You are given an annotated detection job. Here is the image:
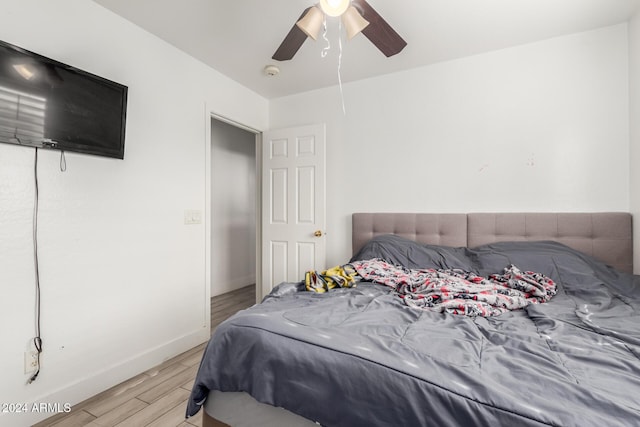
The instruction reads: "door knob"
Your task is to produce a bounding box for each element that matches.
[314,230,324,237]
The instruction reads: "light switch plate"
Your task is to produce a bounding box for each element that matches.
[184,210,202,225]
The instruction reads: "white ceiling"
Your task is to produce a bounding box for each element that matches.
[92,0,639,99]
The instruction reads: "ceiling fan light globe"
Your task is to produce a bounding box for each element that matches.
[319,0,350,17]
[296,6,324,40]
[342,6,369,39]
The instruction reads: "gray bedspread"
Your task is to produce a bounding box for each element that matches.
[187,236,640,426]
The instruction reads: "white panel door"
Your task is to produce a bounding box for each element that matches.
[262,124,326,294]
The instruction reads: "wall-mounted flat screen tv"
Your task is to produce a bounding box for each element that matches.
[0,40,127,159]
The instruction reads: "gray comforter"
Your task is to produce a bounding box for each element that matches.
[187,236,640,426]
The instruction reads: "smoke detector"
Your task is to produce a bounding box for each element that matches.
[263,64,280,77]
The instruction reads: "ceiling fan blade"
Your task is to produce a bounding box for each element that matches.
[272,7,312,61]
[351,0,407,57]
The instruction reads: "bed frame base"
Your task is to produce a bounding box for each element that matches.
[203,411,230,427]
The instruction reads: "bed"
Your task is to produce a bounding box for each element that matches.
[187,212,639,426]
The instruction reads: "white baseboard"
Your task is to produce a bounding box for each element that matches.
[211,274,256,297]
[8,328,210,426]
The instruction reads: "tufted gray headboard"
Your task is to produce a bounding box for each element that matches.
[352,212,633,273]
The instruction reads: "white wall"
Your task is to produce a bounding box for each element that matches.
[0,0,268,425]
[270,24,630,267]
[211,120,256,296]
[630,11,640,273]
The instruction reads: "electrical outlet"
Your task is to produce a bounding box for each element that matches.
[24,351,39,374]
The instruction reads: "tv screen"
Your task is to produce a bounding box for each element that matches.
[0,40,127,159]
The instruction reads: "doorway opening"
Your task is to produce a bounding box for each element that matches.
[209,116,260,320]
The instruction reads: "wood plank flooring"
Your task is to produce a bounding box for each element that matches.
[34,285,256,427]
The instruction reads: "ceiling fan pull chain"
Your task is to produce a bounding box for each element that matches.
[337,19,346,115]
[321,16,330,58]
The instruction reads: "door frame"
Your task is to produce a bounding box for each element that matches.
[205,108,264,317]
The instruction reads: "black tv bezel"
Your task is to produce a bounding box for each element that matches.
[0,39,128,159]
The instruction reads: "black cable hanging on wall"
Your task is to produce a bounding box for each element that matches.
[28,147,43,384]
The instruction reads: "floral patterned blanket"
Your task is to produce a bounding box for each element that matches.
[344,258,556,317]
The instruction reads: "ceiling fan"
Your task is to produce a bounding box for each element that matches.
[272,0,407,61]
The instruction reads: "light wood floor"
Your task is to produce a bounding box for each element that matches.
[34,285,256,427]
